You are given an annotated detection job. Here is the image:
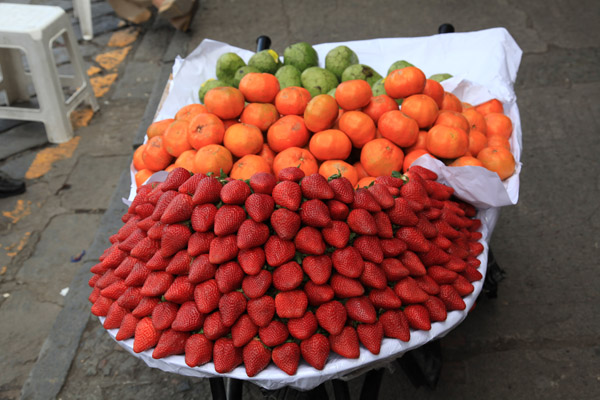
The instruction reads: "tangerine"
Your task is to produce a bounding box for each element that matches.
[335,79,373,110]
[402,149,433,172]
[384,66,426,99]
[426,125,469,159]
[275,86,312,115]
[435,110,470,133]
[133,144,147,171]
[304,94,339,132]
[272,147,318,178]
[319,160,358,187]
[422,79,444,108]
[360,138,404,177]
[142,136,173,171]
[175,104,207,121]
[400,94,439,128]
[473,98,504,115]
[223,123,264,158]
[267,115,310,153]
[450,156,484,167]
[441,92,463,112]
[135,169,154,187]
[462,108,487,134]
[239,72,280,103]
[362,94,398,124]
[338,110,377,148]
[487,135,511,150]
[187,112,225,150]
[477,146,516,180]
[163,119,193,157]
[308,129,353,161]
[355,176,376,189]
[204,86,246,120]
[194,144,233,175]
[258,143,276,166]
[484,113,513,139]
[240,102,279,132]
[174,149,198,173]
[468,129,488,157]
[377,110,419,147]
[230,154,272,180]
[403,130,428,154]
[147,118,174,138]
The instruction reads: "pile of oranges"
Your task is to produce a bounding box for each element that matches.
[133,66,516,188]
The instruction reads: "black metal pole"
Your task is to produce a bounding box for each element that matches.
[209,377,227,400]
[359,368,385,400]
[256,35,272,52]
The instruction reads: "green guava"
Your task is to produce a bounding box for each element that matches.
[387,60,415,76]
[325,45,359,81]
[248,49,281,74]
[371,79,402,105]
[341,64,383,87]
[283,42,319,72]
[232,65,261,88]
[216,52,246,85]
[301,67,339,97]
[275,65,302,89]
[429,73,453,82]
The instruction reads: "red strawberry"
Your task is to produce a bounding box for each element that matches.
[184,333,213,367]
[424,180,453,200]
[238,247,266,276]
[331,246,365,278]
[448,241,470,259]
[187,231,214,257]
[444,256,467,273]
[300,199,331,228]
[466,256,481,269]
[394,277,429,304]
[327,199,350,220]
[218,291,247,327]
[304,281,334,306]
[151,301,179,330]
[300,333,330,370]
[103,302,127,329]
[272,180,302,211]
[88,274,101,290]
[438,284,466,311]
[115,313,138,340]
[353,235,384,264]
[329,326,360,359]
[294,226,326,255]
[232,314,258,348]
[188,254,216,284]
[146,220,165,240]
[160,224,191,258]
[414,275,441,295]
[375,175,405,188]
[278,166,305,182]
[208,234,239,264]
[194,279,221,314]
[381,257,410,281]
[452,274,475,296]
[395,227,431,253]
[407,165,438,181]
[433,219,461,239]
[245,193,275,222]
[270,208,301,240]
[351,188,381,212]
[272,261,303,291]
[421,206,442,220]
[140,271,173,297]
[287,310,318,340]
[220,179,251,205]
[357,320,384,355]
[161,167,191,190]
[345,296,377,324]
[321,220,350,248]
[399,250,427,276]
[117,286,143,310]
[152,329,189,359]
[246,295,275,327]
[369,287,402,309]
[146,185,165,206]
[203,311,229,340]
[420,245,452,266]
[242,269,272,299]
[151,190,178,221]
[404,304,432,331]
[133,316,162,353]
[243,338,271,377]
[259,320,289,347]
[379,309,410,341]
[164,275,195,304]
[264,235,296,267]
[171,301,204,332]
[428,265,458,284]
[359,261,387,289]
[116,215,142,241]
[100,279,128,300]
[272,342,300,375]
[373,211,394,239]
[302,255,332,285]
[315,300,347,335]
[331,274,364,298]
[380,238,408,258]
[461,264,483,283]
[134,203,155,219]
[275,290,307,319]
[213,337,243,373]
[301,173,335,200]
[401,175,429,208]
[178,173,206,195]
[469,218,482,231]
[123,261,151,287]
[237,219,270,250]
[192,176,222,205]
[249,172,277,194]
[160,193,194,224]
[145,252,171,272]
[97,245,128,270]
[128,186,151,214]
[347,208,378,235]
[130,236,161,261]
[165,250,192,275]
[415,214,438,239]
[131,296,160,318]
[424,296,447,322]
[215,261,244,294]
[469,241,484,257]
[470,231,483,241]
[213,205,246,236]
[190,203,217,232]
[328,176,355,204]
[387,197,419,226]
[432,234,452,250]
[118,228,146,252]
[368,183,395,209]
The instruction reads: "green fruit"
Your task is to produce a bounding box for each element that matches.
[275,65,302,89]
[325,45,359,81]
[387,60,415,76]
[372,79,402,105]
[327,87,336,97]
[341,64,382,87]
[301,67,339,98]
[283,42,319,72]
[198,79,230,103]
[429,73,453,82]
[232,65,261,88]
[216,52,246,85]
[248,49,281,74]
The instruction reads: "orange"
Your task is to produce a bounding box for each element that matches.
[163,119,192,157]
[477,146,516,180]
[474,98,504,115]
[275,86,312,115]
[223,123,264,158]
[175,103,207,121]
[147,118,174,138]
[353,161,370,180]
[240,102,279,132]
[258,143,276,166]
[142,136,173,171]
[400,94,439,128]
[308,129,352,161]
[426,125,469,159]
[165,164,177,172]
[335,79,372,110]
[318,160,358,187]
[462,108,487,134]
[450,156,484,167]
[223,119,239,130]
[377,110,419,147]
[355,177,376,189]
[402,149,433,172]
[133,144,147,171]
[304,94,339,133]
[484,113,513,139]
[272,147,318,178]
[174,149,198,173]
[435,110,470,133]
[384,66,426,99]
[338,110,377,148]
[194,144,233,175]
[422,79,444,108]
[267,115,310,153]
[441,92,463,112]
[239,72,280,103]
[204,86,246,120]
[487,135,511,150]
[362,94,398,124]
[468,129,488,157]
[135,169,154,187]
[187,112,225,150]
[360,138,404,177]
[230,154,272,180]
[403,130,428,153]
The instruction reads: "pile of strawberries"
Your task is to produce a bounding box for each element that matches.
[88,165,484,377]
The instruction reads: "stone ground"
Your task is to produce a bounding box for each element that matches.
[0,0,598,399]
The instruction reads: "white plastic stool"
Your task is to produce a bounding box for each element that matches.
[0,3,99,144]
[73,0,94,40]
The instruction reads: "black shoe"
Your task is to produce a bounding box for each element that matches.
[0,172,26,198]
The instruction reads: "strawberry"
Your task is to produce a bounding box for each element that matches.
[444,256,467,273]
[302,255,332,285]
[219,291,247,327]
[171,301,205,332]
[100,279,128,300]
[203,311,229,340]
[103,302,128,329]
[115,313,138,341]
[188,254,216,284]
[160,224,191,258]
[368,183,395,209]
[321,220,350,248]
[304,281,335,306]
[427,265,458,284]
[208,234,239,264]
[123,261,151,287]
[301,173,335,200]
[220,179,251,205]
[146,220,165,240]
[88,273,101,289]
[194,279,222,314]
[165,250,192,275]
[452,274,475,296]
[272,180,302,211]
[131,296,160,318]
[151,190,178,221]
[415,214,438,238]
[178,173,206,195]
[249,171,277,194]
[164,275,195,303]
[190,203,217,232]
[192,176,222,205]
[161,167,191,190]
[259,320,289,347]
[433,219,461,239]
[118,228,146,252]
[231,314,258,348]
[213,337,243,373]
[470,231,483,241]
[278,166,305,182]
[152,329,189,359]
[97,246,128,270]
[401,174,429,208]
[315,300,347,335]
[448,241,470,259]
[399,250,426,276]
[353,235,384,264]
[133,316,162,353]
[331,274,364,298]
[328,176,355,204]
[421,206,442,220]
[331,246,365,278]
[275,290,308,319]
[287,310,318,340]
[242,269,272,299]
[134,203,155,219]
[441,208,471,229]
[327,199,350,220]
[461,264,483,282]
[373,211,394,239]
[347,208,378,235]
[264,235,296,267]
[357,320,384,355]
[380,238,408,258]
[387,197,419,226]
[117,286,143,310]
[438,284,466,311]
[432,234,453,250]
[301,333,330,370]
[359,261,387,289]
[395,226,431,253]
[394,277,429,304]
[130,236,161,261]
[236,219,270,250]
[351,188,381,212]
[469,218,482,231]
[246,295,275,327]
[145,252,170,272]
[381,257,410,281]
[423,180,453,201]
[272,342,300,375]
[379,309,410,341]
[404,304,432,331]
[466,256,481,269]
[420,245,452,266]
[424,296,447,322]
[345,296,377,324]
[414,275,441,295]
[151,300,179,330]
[300,199,331,228]
[116,215,141,241]
[469,241,484,257]
[146,185,165,205]
[187,231,214,257]
[213,205,246,236]
[128,186,151,214]
[375,175,405,188]
[238,247,266,276]
[245,193,275,222]
[294,226,326,255]
[215,261,244,294]
[369,287,402,309]
[184,333,213,367]
[329,326,360,359]
[160,193,194,224]
[272,261,304,291]
[243,338,272,377]
[407,165,438,180]
[270,208,301,240]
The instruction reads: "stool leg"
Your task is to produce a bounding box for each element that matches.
[74,0,94,40]
[0,48,31,105]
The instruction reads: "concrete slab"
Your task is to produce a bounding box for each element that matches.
[133,19,175,63]
[0,123,48,161]
[111,61,161,100]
